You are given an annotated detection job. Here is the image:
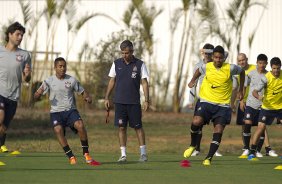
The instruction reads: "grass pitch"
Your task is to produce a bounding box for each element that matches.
[1,152,282,184]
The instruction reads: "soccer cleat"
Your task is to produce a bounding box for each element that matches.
[239,149,249,158]
[256,152,263,158]
[214,151,223,157]
[202,159,211,166]
[69,156,77,165]
[191,150,200,156]
[117,156,127,163]
[139,154,148,162]
[84,153,93,163]
[0,145,9,153]
[247,154,259,161]
[266,150,278,157]
[183,146,195,158]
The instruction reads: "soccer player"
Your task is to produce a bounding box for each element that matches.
[104,40,150,163]
[234,54,276,157]
[0,22,31,155]
[183,45,245,166]
[248,57,282,160]
[34,57,100,165]
[240,54,278,158]
[188,43,222,157]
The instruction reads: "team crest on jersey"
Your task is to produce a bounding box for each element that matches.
[65,81,71,88]
[118,119,123,125]
[16,54,23,62]
[131,72,137,78]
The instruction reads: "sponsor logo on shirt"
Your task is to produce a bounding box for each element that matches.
[131,72,137,78]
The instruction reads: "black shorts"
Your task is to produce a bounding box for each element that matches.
[0,95,17,128]
[236,105,244,125]
[194,102,232,125]
[244,106,260,126]
[50,109,82,129]
[258,109,282,125]
[194,100,209,125]
[114,103,142,129]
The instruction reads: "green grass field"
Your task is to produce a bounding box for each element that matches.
[1,152,282,184]
[1,108,282,183]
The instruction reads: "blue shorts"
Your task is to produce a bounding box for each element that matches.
[244,106,260,126]
[50,109,82,128]
[194,102,232,125]
[258,109,282,125]
[0,95,17,128]
[194,100,209,125]
[236,105,244,125]
[114,103,142,129]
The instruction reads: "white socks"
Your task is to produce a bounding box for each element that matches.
[140,145,147,155]
[120,146,126,157]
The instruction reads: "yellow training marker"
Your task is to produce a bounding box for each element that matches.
[274,165,282,170]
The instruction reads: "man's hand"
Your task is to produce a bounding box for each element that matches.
[239,100,246,112]
[84,96,92,104]
[143,101,149,111]
[104,99,110,110]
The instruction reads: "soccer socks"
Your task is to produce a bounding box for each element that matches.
[257,134,265,152]
[265,146,272,153]
[195,126,203,151]
[250,144,257,155]
[120,146,126,157]
[242,124,251,150]
[63,145,74,158]
[140,145,147,155]
[0,133,6,146]
[190,124,201,147]
[205,133,222,160]
[81,140,89,155]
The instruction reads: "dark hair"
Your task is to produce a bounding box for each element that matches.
[203,43,214,50]
[5,22,26,42]
[213,45,225,55]
[257,54,268,62]
[54,57,66,66]
[120,40,134,51]
[270,57,281,67]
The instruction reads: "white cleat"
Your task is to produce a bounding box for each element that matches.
[214,151,223,157]
[256,152,263,158]
[191,150,200,156]
[266,150,278,157]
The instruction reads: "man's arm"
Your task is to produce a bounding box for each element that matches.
[188,68,201,88]
[237,70,245,101]
[22,63,31,82]
[141,78,150,111]
[104,77,115,110]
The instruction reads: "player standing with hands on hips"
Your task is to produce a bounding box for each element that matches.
[0,22,31,155]
[104,40,150,163]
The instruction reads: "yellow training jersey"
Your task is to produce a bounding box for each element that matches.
[262,71,282,110]
[242,64,256,101]
[199,62,232,104]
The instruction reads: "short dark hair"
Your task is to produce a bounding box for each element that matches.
[257,54,268,62]
[5,22,25,42]
[54,57,66,66]
[120,40,133,51]
[213,45,225,55]
[203,43,214,50]
[270,57,281,67]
